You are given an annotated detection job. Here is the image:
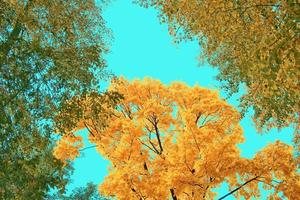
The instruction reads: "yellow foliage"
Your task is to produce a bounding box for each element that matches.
[53,78,299,199]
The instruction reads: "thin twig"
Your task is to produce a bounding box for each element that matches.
[218,176,260,200]
[79,145,97,151]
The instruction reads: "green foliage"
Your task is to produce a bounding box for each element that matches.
[46,182,110,200]
[137,0,300,132]
[0,132,72,199]
[0,0,113,199]
[55,90,124,135]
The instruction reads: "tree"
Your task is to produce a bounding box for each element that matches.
[46,182,110,200]
[54,78,300,199]
[0,0,113,198]
[0,132,73,199]
[136,0,300,132]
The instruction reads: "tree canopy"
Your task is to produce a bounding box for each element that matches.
[137,0,300,133]
[46,182,110,200]
[0,0,113,198]
[54,78,300,199]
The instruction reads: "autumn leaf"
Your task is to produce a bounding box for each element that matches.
[55,78,299,199]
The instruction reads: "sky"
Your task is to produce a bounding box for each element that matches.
[66,1,294,199]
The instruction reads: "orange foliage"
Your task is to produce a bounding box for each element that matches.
[54,78,299,199]
[53,134,83,164]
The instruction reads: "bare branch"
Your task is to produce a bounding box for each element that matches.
[152,117,164,154]
[79,145,97,152]
[84,121,95,137]
[138,138,159,154]
[218,176,260,200]
[147,137,160,154]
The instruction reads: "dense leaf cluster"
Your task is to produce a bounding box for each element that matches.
[56,78,299,199]
[137,0,299,131]
[46,182,110,200]
[0,0,112,199]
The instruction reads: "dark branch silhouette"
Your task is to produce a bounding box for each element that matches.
[218,176,260,200]
[170,188,177,200]
[79,145,98,152]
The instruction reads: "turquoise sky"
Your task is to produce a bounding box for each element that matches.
[66,1,293,199]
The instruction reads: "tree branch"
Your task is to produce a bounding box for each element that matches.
[84,122,95,137]
[152,117,163,154]
[138,138,159,154]
[79,145,98,152]
[170,188,177,200]
[146,116,163,154]
[195,112,202,124]
[218,176,260,200]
